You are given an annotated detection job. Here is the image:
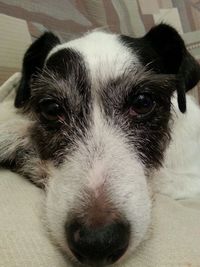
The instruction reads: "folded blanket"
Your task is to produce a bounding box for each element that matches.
[0,75,200,267]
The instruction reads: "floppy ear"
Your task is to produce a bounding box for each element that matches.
[144,24,200,112]
[15,32,60,108]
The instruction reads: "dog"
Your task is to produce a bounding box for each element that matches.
[0,23,200,267]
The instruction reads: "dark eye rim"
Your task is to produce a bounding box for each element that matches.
[127,93,156,120]
[38,98,64,122]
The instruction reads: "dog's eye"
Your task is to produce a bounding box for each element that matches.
[39,100,63,121]
[129,94,156,117]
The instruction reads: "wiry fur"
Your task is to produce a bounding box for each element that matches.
[0,25,200,267]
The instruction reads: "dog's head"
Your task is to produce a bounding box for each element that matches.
[15,24,200,266]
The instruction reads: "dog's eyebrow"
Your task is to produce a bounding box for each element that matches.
[100,68,176,107]
[115,67,176,90]
[45,48,88,92]
[30,48,91,106]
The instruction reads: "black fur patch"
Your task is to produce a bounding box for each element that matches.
[15,32,60,108]
[120,24,200,113]
[29,48,92,164]
[100,70,176,169]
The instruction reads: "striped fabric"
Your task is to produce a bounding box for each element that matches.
[0,0,200,102]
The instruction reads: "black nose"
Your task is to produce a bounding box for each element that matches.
[66,220,130,265]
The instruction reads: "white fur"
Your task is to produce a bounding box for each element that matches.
[154,94,200,199]
[87,160,107,194]
[47,31,140,88]
[46,104,151,259]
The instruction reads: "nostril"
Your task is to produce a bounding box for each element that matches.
[66,219,130,265]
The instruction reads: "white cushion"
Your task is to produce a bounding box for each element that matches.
[1,170,200,267]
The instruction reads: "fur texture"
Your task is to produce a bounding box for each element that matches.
[0,24,200,266]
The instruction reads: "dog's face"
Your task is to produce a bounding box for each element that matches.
[15,25,200,266]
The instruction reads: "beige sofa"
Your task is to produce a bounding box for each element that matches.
[1,14,200,267]
[1,165,200,267]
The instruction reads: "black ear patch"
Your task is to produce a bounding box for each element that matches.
[121,24,200,112]
[145,24,200,112]
[144,24,184,75]
[15,32,60,108]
